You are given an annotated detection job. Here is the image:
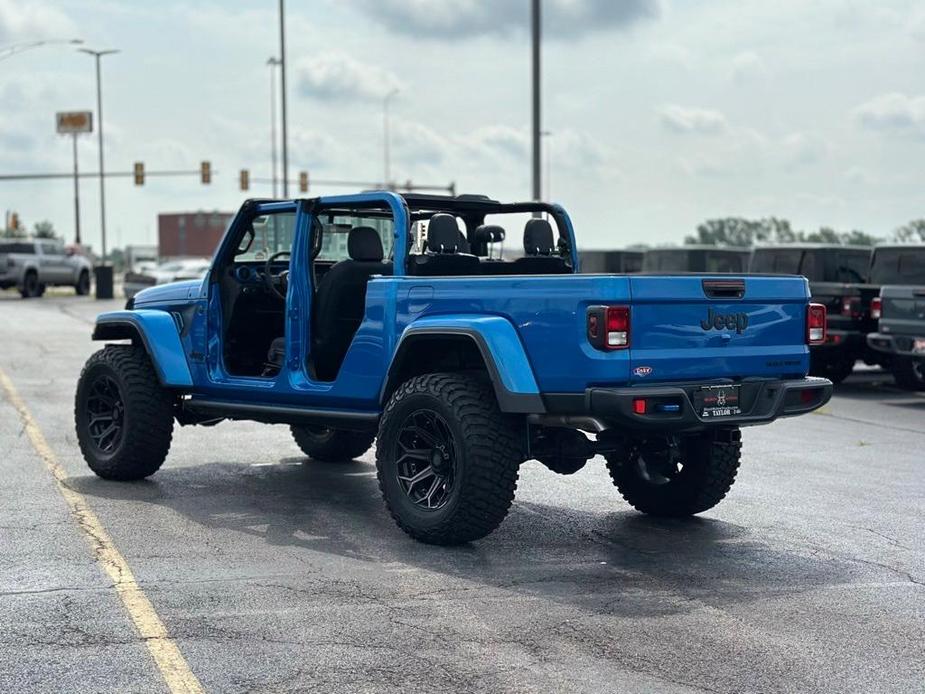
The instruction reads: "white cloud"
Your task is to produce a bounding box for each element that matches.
[731,51,767,84]
[296,53,403,102]
[350,0,660,39]
[853,93,925,137]
[781,132,828,168]
[659,105,729,135]
[0,0,75,42]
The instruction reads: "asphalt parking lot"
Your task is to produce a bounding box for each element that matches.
[1,293,923,693]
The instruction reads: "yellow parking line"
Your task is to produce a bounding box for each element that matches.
[0,367,204,694]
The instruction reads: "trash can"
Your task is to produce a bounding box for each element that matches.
[94,265,114,300]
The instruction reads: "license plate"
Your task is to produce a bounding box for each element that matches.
[699,385,741,418]
[914,339,925,355]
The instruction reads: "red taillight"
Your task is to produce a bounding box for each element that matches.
[807,303,826,345]
[587,305,630,350]
[605,307,629,348]
[633,398,647,414]
[871,296,882,320]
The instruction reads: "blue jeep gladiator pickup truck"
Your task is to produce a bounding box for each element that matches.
[74,192,832,545]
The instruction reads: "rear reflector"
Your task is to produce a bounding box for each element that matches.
[807,303,826,345]
[633,398,647,414]
[871,296,882,320]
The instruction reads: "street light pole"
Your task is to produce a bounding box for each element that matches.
[78,48,118,263]
[383,88,399,190]
[0,38,83,62]
[278,0,289,198]
[541,130,552,201]
[267,57,281,198]
[531,0,542,205]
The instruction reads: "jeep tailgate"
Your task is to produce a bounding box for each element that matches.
[627,275,809,383]
[880,286,925,337]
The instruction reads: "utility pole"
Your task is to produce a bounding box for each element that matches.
[531,0,542,205]
[267,57,280,198]
[72,133,81,245]
[383,88,399,190]
[278,0,289,198]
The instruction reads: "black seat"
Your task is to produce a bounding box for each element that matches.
[312,226,393,380]
[407,214,480,276]
[511,218,569,274]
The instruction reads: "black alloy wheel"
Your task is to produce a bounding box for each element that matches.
[85,374,125,454]
[393,409,457,510]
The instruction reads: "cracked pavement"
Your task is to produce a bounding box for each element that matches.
[1,293,923,693]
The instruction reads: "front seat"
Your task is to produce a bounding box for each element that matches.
[511,218,569,274]
[407,214,480,276]
[312,226,393,380]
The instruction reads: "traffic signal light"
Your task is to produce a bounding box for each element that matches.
[133,162,144,186]
[299,171,308,193]
[200,161,211,184]
[239,169,249,191]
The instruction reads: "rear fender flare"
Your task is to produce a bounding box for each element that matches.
[92,310,193,388]
[382,315,544,414]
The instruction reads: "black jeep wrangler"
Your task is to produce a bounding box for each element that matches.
[750,244,877,383]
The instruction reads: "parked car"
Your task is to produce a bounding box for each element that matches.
[580,249,644,274]
[75,192,832,545]
[0,238,93,298]
[642,246,751,273]
[750,244,877,383]
[123,258,211,299]
[866,244,925,390]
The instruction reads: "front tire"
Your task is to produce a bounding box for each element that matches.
[291,425,375,462]
[75,345,175,480]
[605,429,741,517]
[892,356,925,391]
[75,270,91,295]
[20,271,40,298]
[376,373,523,545]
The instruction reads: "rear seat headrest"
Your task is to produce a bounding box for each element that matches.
[348,226,384,262]
[426,214,463,254]
[524,218,556,256]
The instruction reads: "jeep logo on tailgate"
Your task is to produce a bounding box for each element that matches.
[701,308,749,334]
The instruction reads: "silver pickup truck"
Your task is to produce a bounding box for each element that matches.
[866,245,925,390]
[0,239,93,298]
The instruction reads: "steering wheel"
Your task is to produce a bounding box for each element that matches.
[263,250,291,301]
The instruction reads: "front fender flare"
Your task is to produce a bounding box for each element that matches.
[92,310,193,388]
[385,315,544,414]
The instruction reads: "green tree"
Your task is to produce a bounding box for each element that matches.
[686,217,795,246]
[894,219,925,243]
[33,220,57,239]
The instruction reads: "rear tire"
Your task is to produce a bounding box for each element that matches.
[605,429,741,517]
[892,356,925,391]
[290,425,375,462]
[376,373,523,545]
[75,345,175,480]
[810,355,854,384]
[19,271,39,298]
[75,270,90,295]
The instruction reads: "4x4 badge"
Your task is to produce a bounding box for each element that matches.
[634,366,653,377]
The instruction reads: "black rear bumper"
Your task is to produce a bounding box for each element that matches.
[867,332,925,358]
[542,377,833,432]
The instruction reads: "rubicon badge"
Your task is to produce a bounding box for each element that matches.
[633,366,653,377]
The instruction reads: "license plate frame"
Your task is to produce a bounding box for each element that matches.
[698,385,742,419]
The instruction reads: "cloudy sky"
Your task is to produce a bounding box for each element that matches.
[1,0,923,251]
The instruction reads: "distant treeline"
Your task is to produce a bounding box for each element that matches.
[680,217,925,248]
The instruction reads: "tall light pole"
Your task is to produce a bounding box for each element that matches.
[0,38,83,62]
[78,48,118,264]
[541,130,552,201]
[531,0,542,205]
[267,57,281,198]
[278,0,289,198]
[383,88,399,190]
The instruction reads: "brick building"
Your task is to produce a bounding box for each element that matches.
[158,211,234,258]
